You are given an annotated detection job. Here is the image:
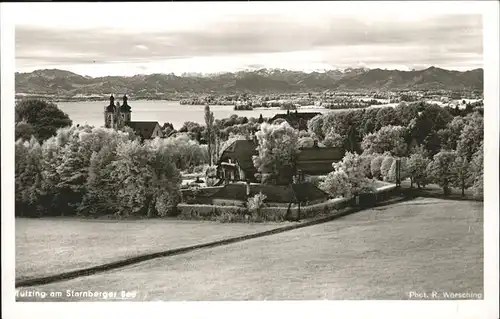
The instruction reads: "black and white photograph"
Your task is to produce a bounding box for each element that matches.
[1,1,499,318]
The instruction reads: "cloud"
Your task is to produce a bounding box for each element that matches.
[15,13,483,74]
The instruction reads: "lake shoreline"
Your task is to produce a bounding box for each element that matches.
[47,100,403,130]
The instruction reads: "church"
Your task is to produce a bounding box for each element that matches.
[104,95,163,140]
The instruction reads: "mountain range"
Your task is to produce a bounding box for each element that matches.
[15,67,483,97]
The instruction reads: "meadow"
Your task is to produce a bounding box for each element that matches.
[17,198,483,301]
[15,218,283,282]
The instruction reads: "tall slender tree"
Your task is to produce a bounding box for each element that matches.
[204,105,215,165]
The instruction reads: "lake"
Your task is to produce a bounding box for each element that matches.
[56,100,349,130]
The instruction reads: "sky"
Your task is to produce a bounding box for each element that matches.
[13,2,484,77]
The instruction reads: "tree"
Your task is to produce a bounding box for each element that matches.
[361,108,380,135]
[359,154,375,178]
[15,137,43,216]
[361,125,407,156]
[375,107,397,130]
[323,131,344,148]
[108,140,154,216]
[387,160,398,183]
[380,156,394,181]
[15,122,36,141]
[452,156,472,196]
[394,102,419,127]
[427,150,458,195]
[411,104,453,156]
[162,122,175,137]
[437,116,466,150]
[320,170,352,199]
[38,137,64,214]
[320,152,372,199]
[54,132,88,215]
[78,128,132,216]
[147,142,183,217]
[252,122,299,185]
[363,118,375,135]
[457,112,483,161]
[159,134,209,171]
[80,147,119,216]
[407,146,430,188]
[468,142,483,198]
[204,105,215,165]
[307,114,324,139]
[387,157,409,183]
[298,136,315,149]
[15,99,72,141]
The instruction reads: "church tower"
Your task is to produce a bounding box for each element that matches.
[104,95,116,128]
[118,94,132,128]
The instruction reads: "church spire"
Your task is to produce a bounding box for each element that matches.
[120,94,132,112]
[106,94,116,112]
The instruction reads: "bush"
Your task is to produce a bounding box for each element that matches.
[247,192,267,218]
[320,152,370,199]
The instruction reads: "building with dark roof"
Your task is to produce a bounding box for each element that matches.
[217,139,259,183]
[216,138,344,185]
[296,145,345,177]
[125,121,163,140]
[268,110,321,130]
[104,95,163,140]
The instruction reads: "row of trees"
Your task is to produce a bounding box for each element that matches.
[319,143,483,199]
[307,102,480,156]
[15,124,210,217]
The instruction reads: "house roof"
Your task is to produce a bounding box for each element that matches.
[217,140,343,177]
[297,147,344,162]
[218,139,258,171]
[125,121,162,139]
[296,147,344,175]
[210,182,328,204]
[269,112,321,123]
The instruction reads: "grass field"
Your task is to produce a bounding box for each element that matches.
[18,198,483,301]
[15,218,283,281]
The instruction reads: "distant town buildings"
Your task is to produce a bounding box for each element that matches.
[269,110,321,131]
